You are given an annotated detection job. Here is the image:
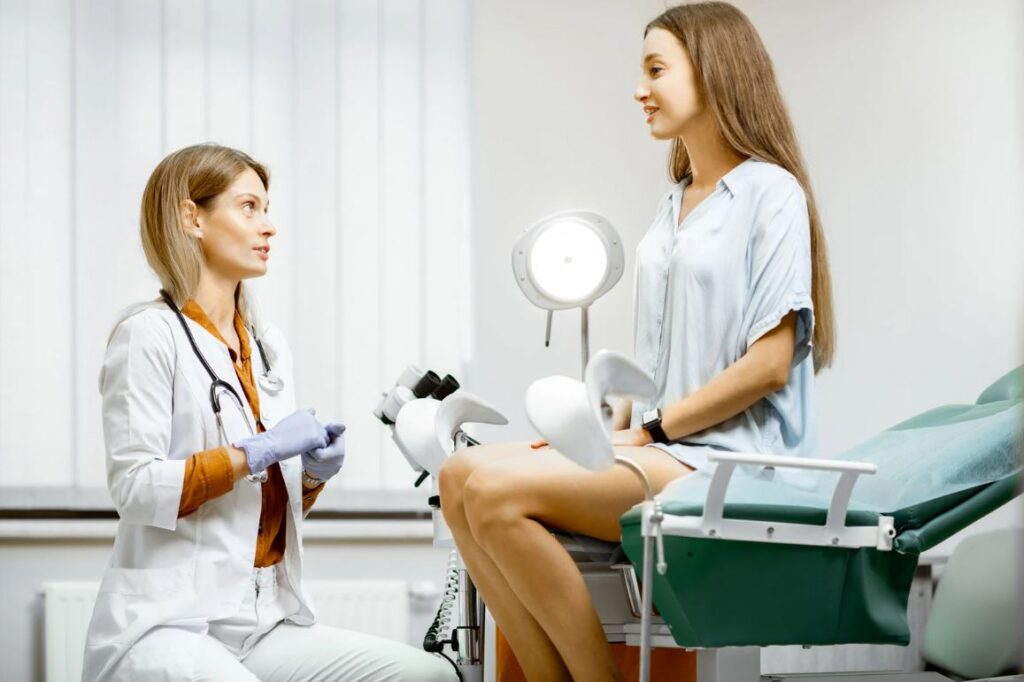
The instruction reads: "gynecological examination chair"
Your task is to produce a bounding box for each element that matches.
[374,358,1022,682]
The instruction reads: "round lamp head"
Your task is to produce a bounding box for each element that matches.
[512,210,624,310]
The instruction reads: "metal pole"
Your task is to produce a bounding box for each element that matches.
[615,455,655,682]
[457,569,483,666]
[640,509,654,682]
[581,305,590,379]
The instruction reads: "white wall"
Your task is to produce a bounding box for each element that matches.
[467,0,669,439]
[735,0,1024,453]
[469,0,1024,454]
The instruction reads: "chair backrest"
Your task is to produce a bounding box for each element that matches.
[922,528,1023,679]
[651,368,1023,540]
[842,367,1023,528]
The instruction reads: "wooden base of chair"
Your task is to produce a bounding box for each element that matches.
[495,628,697,682]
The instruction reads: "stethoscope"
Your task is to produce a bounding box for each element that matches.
[159,290,284,483]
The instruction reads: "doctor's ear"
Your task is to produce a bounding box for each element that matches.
[179,200,202,238]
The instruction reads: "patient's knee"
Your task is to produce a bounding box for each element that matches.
[463,471,521,545]
[438,450,475,520]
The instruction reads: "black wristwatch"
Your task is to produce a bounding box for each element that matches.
[641,408,670,444]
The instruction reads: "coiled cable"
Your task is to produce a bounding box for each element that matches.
[423,549,463,680]
[424,549,460,653]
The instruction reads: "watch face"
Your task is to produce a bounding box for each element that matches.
[642,409,659,424]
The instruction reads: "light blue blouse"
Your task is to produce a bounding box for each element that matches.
[630,159,816,472]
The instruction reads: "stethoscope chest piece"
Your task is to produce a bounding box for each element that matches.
[254,336,284,394]
[258,371,285,394]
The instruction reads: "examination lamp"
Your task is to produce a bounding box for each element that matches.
[512,210,624,377]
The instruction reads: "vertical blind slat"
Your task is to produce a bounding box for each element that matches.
[72,0,120,487]
[336,0,383,490]
[378,0,424,488]
[292,0,341,424]
[0,0,32,483]
[249,0,297,342]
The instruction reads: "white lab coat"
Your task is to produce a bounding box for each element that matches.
[82,304,317,682]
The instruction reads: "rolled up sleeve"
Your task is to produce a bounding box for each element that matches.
[178,447,235,518]
[744,182,815,366]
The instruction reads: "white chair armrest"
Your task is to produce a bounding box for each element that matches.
[704,451,877,534]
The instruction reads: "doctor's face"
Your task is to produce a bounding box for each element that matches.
[195,167,276,281]
[634,28,703,140]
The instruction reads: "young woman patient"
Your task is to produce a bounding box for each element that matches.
[439,3,835,680]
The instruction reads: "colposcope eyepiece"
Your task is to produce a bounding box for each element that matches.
[412,370,441,399]
[430,375,460,401]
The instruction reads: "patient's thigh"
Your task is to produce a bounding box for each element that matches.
[468,446,690,542]
[444,440,536,482]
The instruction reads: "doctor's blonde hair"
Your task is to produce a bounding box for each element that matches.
[139,143,269,328]
[648,2,835,371]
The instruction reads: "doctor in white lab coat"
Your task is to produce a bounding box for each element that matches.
[82,144,454,682]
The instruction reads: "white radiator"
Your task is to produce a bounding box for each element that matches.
[42,579,409,682]
[43,582,100,682]
[303,579,409,641]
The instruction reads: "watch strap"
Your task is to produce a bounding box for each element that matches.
[642,410,670,444]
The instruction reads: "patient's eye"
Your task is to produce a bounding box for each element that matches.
[649,65,664,77]
[242,201,256,215]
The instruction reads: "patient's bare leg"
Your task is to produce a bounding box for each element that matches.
[462,445,689,682]
[439,444,571,680]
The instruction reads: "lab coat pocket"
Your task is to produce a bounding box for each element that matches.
[86,564,195,664]
[98,564,192,596]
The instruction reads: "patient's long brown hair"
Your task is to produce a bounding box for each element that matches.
[648,2,835,371]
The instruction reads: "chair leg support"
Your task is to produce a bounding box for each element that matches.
[696,647,761,682]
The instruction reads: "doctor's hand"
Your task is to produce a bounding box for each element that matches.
[234,409,329,475]
[301,423,346,483]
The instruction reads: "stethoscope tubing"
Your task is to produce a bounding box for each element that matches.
[159,290,280,483]
[159,290,251,417]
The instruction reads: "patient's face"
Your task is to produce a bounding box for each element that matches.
[634,28,703,140]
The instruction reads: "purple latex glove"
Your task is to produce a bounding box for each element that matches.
[301,423,346,482]
[235,409,328,474]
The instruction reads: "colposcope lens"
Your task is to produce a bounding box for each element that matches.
[430,375,460,401]
[412,370,441,399]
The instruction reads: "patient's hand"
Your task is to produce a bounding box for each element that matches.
[530,428,653,451]
[612,427,654,447]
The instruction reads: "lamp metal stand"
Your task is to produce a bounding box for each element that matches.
[580,305,590,379]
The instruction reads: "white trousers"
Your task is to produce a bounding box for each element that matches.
[112,565,455,682]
